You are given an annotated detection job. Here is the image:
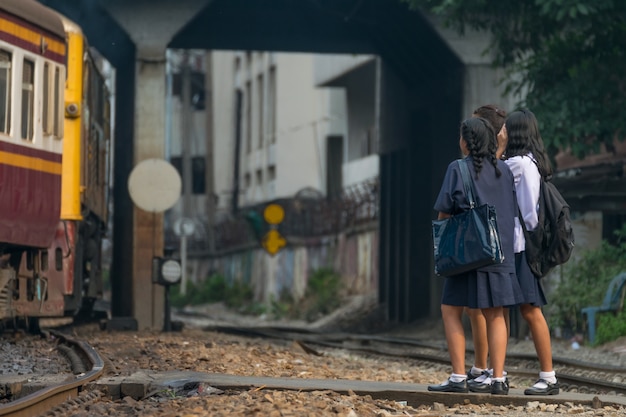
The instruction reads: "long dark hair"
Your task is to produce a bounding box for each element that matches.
[504,109,553,179]
[461,117,501,179]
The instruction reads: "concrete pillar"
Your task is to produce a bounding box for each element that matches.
[101,0,209,329]
[133,54,167,330]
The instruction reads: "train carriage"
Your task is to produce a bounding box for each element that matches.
[0,0,66,326]
[0,0,110,329]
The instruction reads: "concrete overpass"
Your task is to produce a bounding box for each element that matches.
[39,0,474,330]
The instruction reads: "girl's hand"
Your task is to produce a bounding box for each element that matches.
[496,125,508,159]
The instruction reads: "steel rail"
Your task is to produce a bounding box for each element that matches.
[206,325,626,396]
[0,330,104,417]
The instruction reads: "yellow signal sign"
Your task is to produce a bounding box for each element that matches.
[263,203,285,225]
[262,229,286,256]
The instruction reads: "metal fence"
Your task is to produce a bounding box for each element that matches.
[166,177,379,255]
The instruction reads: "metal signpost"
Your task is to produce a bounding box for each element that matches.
[128,158,183,332]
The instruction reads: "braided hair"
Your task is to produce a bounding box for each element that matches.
[504,109,553,180]
[460,117,501,179]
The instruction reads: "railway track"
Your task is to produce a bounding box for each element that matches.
[1,320,625,416]
[0,330,104,417]
[207,325,626,396]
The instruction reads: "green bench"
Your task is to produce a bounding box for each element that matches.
[581,272,626,344]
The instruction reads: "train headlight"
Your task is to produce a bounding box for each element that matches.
[65,102,80,118]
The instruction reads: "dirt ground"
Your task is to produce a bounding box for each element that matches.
[51,300,626,417]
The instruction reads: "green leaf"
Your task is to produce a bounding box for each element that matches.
[577,3,589,15]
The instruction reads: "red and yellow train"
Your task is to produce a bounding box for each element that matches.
[0,0,110,329]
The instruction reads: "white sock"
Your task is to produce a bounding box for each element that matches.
[470,366,485,377]
[475,372,491,384]
[492,377,506,383]
[450,373,467,383]
[539,370,557,384]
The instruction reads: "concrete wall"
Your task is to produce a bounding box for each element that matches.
[424,14,518,116]
[273,53,327,199]
[182,209,600,307]
[314,54,375,86]
[188,227,379,303]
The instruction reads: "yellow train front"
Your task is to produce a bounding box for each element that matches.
[0,0,110,329]
[57,15,111,323]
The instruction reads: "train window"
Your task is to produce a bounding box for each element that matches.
[43,63,50,134]
[21,59,34,141]
[55,247,63,271]
[54,66,62,138]
[0,50,11,135]
[41,250,49,271]
[27,251,34,271]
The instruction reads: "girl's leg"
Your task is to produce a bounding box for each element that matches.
[465,307,488,370]
[442,304,466,375]
[520,303,559,395]
[520,303,553,372]
[428,304,469,392]
[481,306,507,379]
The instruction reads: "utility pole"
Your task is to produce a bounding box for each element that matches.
[179,52,193,295]
[181,52,193,221]
[205,51,216,254]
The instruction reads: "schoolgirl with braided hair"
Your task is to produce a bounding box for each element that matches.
[463,112,513,390]
[460,117,502,178]
[428,117,523,396]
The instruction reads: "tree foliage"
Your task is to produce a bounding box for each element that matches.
[402,0,626,159]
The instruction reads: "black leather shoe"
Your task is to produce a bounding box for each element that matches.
[490,380,509,395]
[468,379,491,393]
[428,379,468,393]
[467,370,482,381]
[524,379,560,395]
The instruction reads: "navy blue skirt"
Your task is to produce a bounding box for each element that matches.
[441,269,524,309]
[515,251,547,307]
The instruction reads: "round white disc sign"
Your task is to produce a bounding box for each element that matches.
[161,259,182,284]
[128,159,182,213]
[173,217,196,237]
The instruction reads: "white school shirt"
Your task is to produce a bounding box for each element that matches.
[504,154,541,254]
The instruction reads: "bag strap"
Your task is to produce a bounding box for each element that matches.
[457,159,477,208]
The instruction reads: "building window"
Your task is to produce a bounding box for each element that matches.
[21,59,34,140]
[255,169,263,201]
[268,66,276,144]
[267,165,276,199]
[0,50,12,135]
[245,81,252,153]
[192,156,206,194]
[257,74,264,149]
[170,156,206,195]
[244,172,251,202]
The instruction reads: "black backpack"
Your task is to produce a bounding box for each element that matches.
[521,177,575,278]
